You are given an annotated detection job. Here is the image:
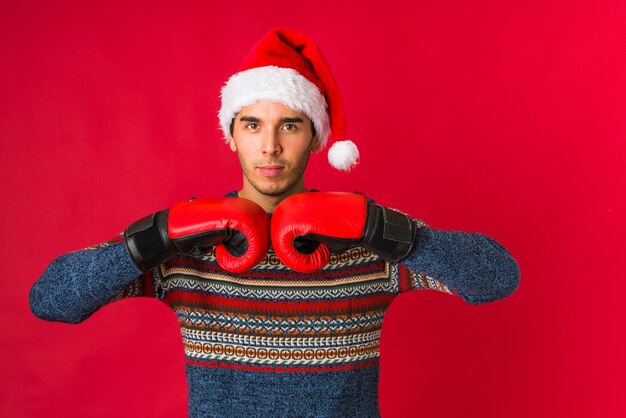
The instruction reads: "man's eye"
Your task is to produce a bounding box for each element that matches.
[282,124,296,131]
[245,123,258,130]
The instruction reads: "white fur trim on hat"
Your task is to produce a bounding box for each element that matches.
[219,66,330,147]
[328,140,359,171]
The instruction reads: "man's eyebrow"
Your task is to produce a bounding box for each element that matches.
[279,117,304,123]
[239,116,260,122]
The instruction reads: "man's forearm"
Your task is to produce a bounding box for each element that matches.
[401,225,521,304]
[30,239,146,324]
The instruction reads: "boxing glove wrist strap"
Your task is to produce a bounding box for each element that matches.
[362,204,417,262]
[124,210,176,272]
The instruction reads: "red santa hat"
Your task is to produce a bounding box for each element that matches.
[218,28,359,171]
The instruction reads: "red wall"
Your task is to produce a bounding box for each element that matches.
[2,1,624,416]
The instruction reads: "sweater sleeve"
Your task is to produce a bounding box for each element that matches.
[397,220,521,305]
[29,234,160,324]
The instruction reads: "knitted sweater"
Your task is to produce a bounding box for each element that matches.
[30,190,520,417]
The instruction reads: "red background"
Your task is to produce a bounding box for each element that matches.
[2,1,624,417]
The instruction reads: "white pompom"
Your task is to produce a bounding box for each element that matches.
[327,140,359,171]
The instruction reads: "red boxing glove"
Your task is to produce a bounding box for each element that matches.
[271,192,417,272]
[124,197,269,273]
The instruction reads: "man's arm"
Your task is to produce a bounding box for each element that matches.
[30,195,273,324]
[29,234,157,324]
[398,222,521,305]
[268,190,521,299]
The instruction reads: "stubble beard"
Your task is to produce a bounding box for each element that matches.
[238,151,311,197]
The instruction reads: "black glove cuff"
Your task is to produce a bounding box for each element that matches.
[362,204,418,262]
[123,209,175,272]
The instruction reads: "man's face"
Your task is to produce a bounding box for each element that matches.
[229,101,319,197]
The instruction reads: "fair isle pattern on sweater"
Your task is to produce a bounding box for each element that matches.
[171,246,390,372]
[103,234,455,372]
[117,242,452,373]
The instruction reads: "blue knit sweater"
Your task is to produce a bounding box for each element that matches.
[30,190,520,417]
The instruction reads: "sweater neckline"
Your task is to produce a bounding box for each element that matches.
[224,189,321,216]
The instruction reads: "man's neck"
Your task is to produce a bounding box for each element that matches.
[237,185,309,213]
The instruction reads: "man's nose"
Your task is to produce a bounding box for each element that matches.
[261,129,282,154]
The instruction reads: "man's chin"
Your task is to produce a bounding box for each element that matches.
[255,186,290,197]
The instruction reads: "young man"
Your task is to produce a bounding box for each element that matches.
[30,28,520,417]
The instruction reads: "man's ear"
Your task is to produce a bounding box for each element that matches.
[229,136,237,152]
[310,135,321,153]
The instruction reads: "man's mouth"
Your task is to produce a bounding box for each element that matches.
[258,165,284,177]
